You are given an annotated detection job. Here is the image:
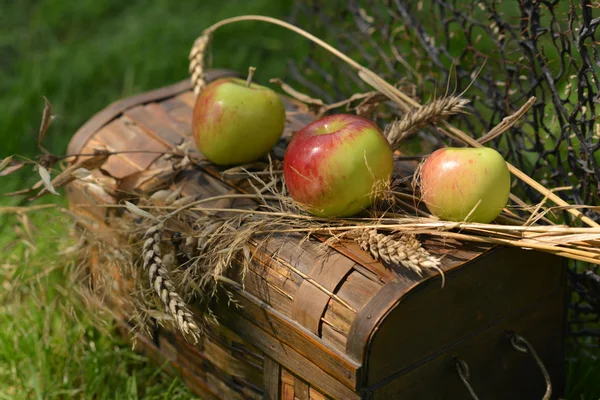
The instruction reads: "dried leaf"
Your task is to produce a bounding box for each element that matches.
[0,156,13,171]
[125,201,159,221]
[36,165,59,195]
[71,168,92,180]
[38,96,53,149]
[165,186,184,204]
[171,195,195,207]
[0,158,24,177]
[28,153,109,200]
[150,189,172,203]
[269,78,324,107]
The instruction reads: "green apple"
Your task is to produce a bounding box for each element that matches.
[283,114,394,217]
[420,147,511,223]
[192,74,286,165]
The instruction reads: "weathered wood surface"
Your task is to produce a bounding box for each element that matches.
[67,76,486,355]
[67,74,568,399]
[355,247,566,386]
[369,287,567,399]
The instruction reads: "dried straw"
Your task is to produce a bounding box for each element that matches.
[143,223,201,342]
[356,228,443,281]
[188,30,213,95]
[385,96,470,149]
[190,15,598,228]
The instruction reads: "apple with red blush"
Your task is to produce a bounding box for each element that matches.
[192,68,286,165]
[419,147,510,223]
[283,114,394,217]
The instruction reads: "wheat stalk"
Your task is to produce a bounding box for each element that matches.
[190,15,600,228]
[356,228,444,285]
[385,96,470,149]
[188,30,213,95]
[143,223,201,343]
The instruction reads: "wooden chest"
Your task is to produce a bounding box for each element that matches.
[66,70,568,399]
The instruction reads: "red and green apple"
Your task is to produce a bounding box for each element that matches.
[283,114,394,217]
[420,147,511,223]
[192,75,286,165]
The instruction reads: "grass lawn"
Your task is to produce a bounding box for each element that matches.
[0,1,299,398]
[1,1,599,399]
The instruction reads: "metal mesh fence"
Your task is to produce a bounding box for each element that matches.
[288,0,600,350]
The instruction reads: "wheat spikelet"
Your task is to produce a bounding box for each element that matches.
[357,229,442,280]
[385,96,469,149]
[143,223,201,343]
[188,30,213,95]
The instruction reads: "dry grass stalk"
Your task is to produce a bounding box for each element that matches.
[143,223,201,343]
[186,15,598,228]
[188,30,212,95]
[356,228,443,280]
[385,96,470,149]
[477,96,536,144]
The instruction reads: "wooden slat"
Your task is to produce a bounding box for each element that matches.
[203,337,264,386]
[82,137,141,179]
[67,70,237,156]
[221,305,360,400]
[165,103,194,132]
[123,105,186,147]
[292,251,355,334]
[206,321,264,371]
[323,306,352,338]
[349,247,565,386]
[95,118,169,170]
[370,288,567,399]
[336,271,383,313]
[321,324,347,352]
[218,289,361,393]
[166,328,264,399]
[294,376,310,400]
[281,369,295,400]
[148,103,193,137]
[242,268,295,317]
[175,90,197,108]
[206,375,244,400]
[309,387,329,400]
[160,97,189,112]
[111,319,221,400]
[326,240,397,283]
[263,357,280,400]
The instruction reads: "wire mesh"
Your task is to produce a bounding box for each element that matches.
[287,0,600,349]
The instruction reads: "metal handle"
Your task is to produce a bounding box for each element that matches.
[454,357,481,400]
[509,333,552,400]
[454,332,552,400]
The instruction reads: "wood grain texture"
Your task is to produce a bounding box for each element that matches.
[264,357,281,400]
[294,376,310,400]
[67,77,569,399]
[114,319,221,400]
[292,254,355,334]
[222,287,360,390]
[219,303,360,400]
[370,287,567,399]
[349,247,565,387]
[66,69,238,156]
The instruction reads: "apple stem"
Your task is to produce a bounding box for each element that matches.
[246,66,256,88]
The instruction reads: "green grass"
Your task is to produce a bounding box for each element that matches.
[0,0,304,193]
[2,1,600,398]
[0,1,298,398]
[0,212,194,399]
